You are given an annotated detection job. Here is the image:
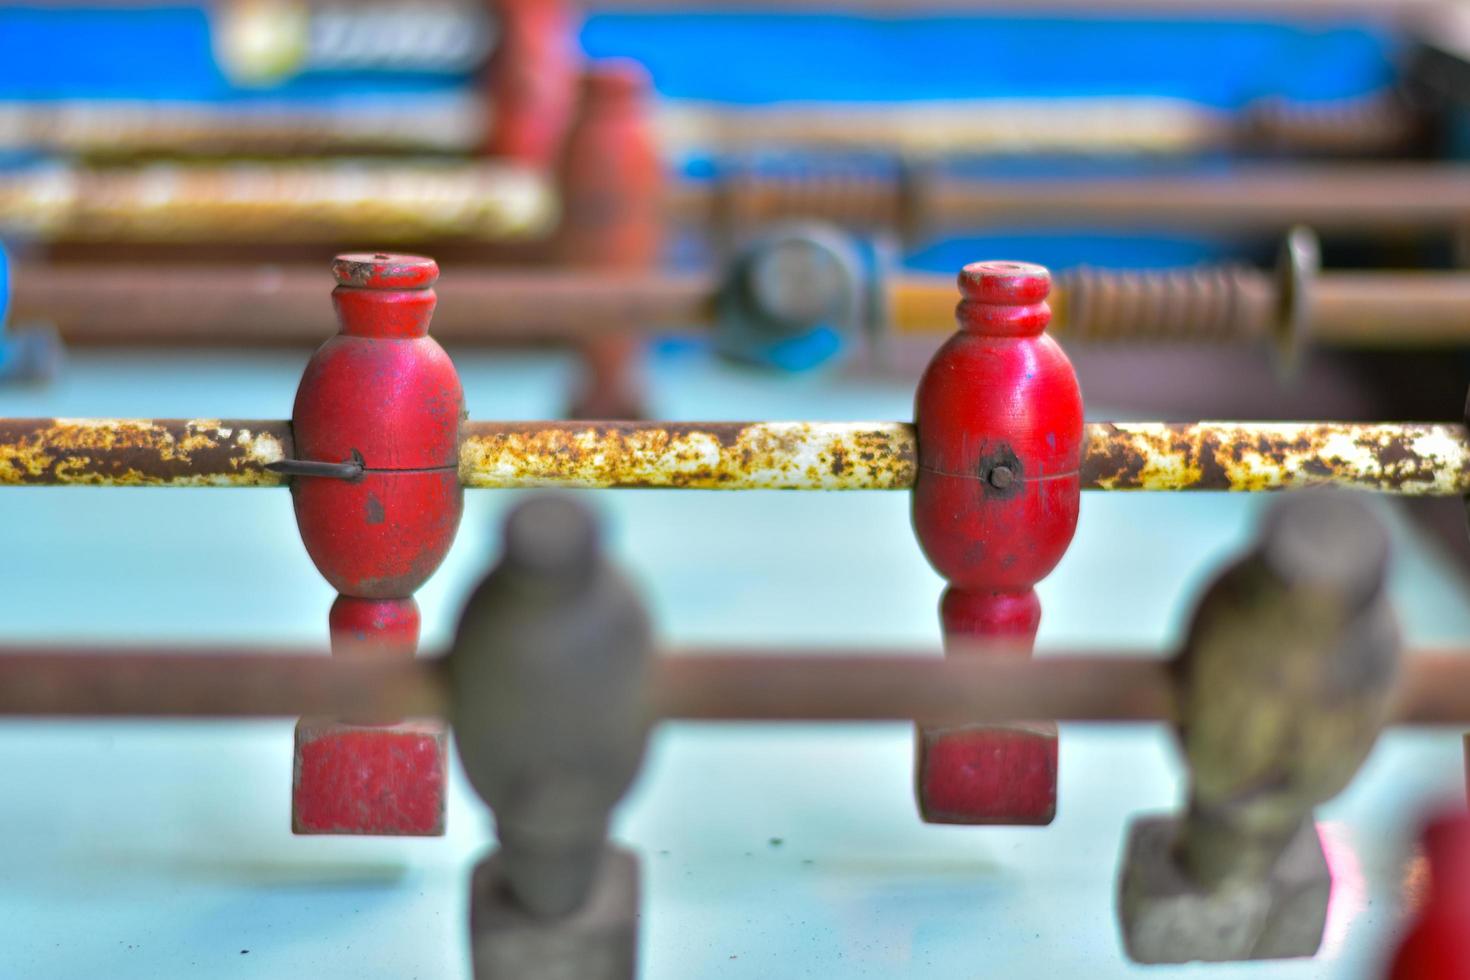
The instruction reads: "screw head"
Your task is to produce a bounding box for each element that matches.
[988,465,1015,490]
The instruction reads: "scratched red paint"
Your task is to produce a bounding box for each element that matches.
[289,254,463,837]
[910,261,1083,826]
[293,724,447,836]
[291,254,465,598]
[918,726,1059,826]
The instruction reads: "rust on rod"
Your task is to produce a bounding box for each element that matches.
[1080,422,1470,494]
[0,418,291,487]
[1,419,1466,494]
[458,420,919,490]
[1,647,1469,728]
[459,421,1470,494]
[0,162,557,244]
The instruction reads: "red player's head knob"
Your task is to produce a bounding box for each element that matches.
[333,252,438,291]
[956,261,1052,338]
[331,253,440,341]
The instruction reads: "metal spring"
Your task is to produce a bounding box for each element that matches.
[719,168,905,230]
[1056,264,1274,343]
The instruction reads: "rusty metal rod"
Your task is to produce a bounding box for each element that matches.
[1054,265,1470,348]
[1303,272,1470,347]
[3,163,1466,244]
[2,92,1419,161]
[456,421,918,489]
[675,165,1470,235]
[0,162,557,244]
[0,646,1467,727]
[0,98,487,159]
[13,260,1467,349]
[650,652,1174,723]
[0,419,291,487]
[456,421,1470,493]
[659,91,1422,160]
[0,650,448,719]
[2,418,1466,493]
[9,264,716,346]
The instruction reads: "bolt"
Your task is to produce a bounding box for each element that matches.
[988,465,1015,490]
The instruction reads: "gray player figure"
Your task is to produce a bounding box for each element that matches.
[1118,493,1400,963]
[450,496,654,980]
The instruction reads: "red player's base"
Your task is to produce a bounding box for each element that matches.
[292,718,448,836]
[916,722,1058,826]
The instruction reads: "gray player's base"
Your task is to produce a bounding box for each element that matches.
[1117,815,1329,965]
[470,845,640,980]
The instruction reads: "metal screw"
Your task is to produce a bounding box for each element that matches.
[988,465,1015,490]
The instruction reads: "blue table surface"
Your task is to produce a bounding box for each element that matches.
[0,343,1467,978]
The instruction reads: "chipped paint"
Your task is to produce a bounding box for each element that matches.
[0,419,291,486]
[458,421,917,490]
[1080,422,1470,494]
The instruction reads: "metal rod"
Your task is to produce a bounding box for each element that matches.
[1079,422,1470,494]
[0,162,556,244]
[1051,264,1470,348]
[1,92,1418,161]
[1311,272,1470,347]
[0,98,486,159]
[650,652,1175,723]
[0,418,291,487]
[10,260,1467,350]
[9,263,715,347]
[660,98,1232,159]
[0,650,448,719]
[457,420,919,489]
[3,418,1466,493]
[0,646,1468,728]
[675,165,1470,235]
[923,166,1470,233]
[5,163,1467,245]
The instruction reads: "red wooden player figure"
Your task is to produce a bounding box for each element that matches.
[482,0,579,167]
[1387,809,1470,979]
[289,253,466,836]
[911,261,1084,825]
[556,58,664,418]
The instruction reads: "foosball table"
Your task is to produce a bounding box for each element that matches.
[5,3,1470,979]
[0,248,1467,978]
